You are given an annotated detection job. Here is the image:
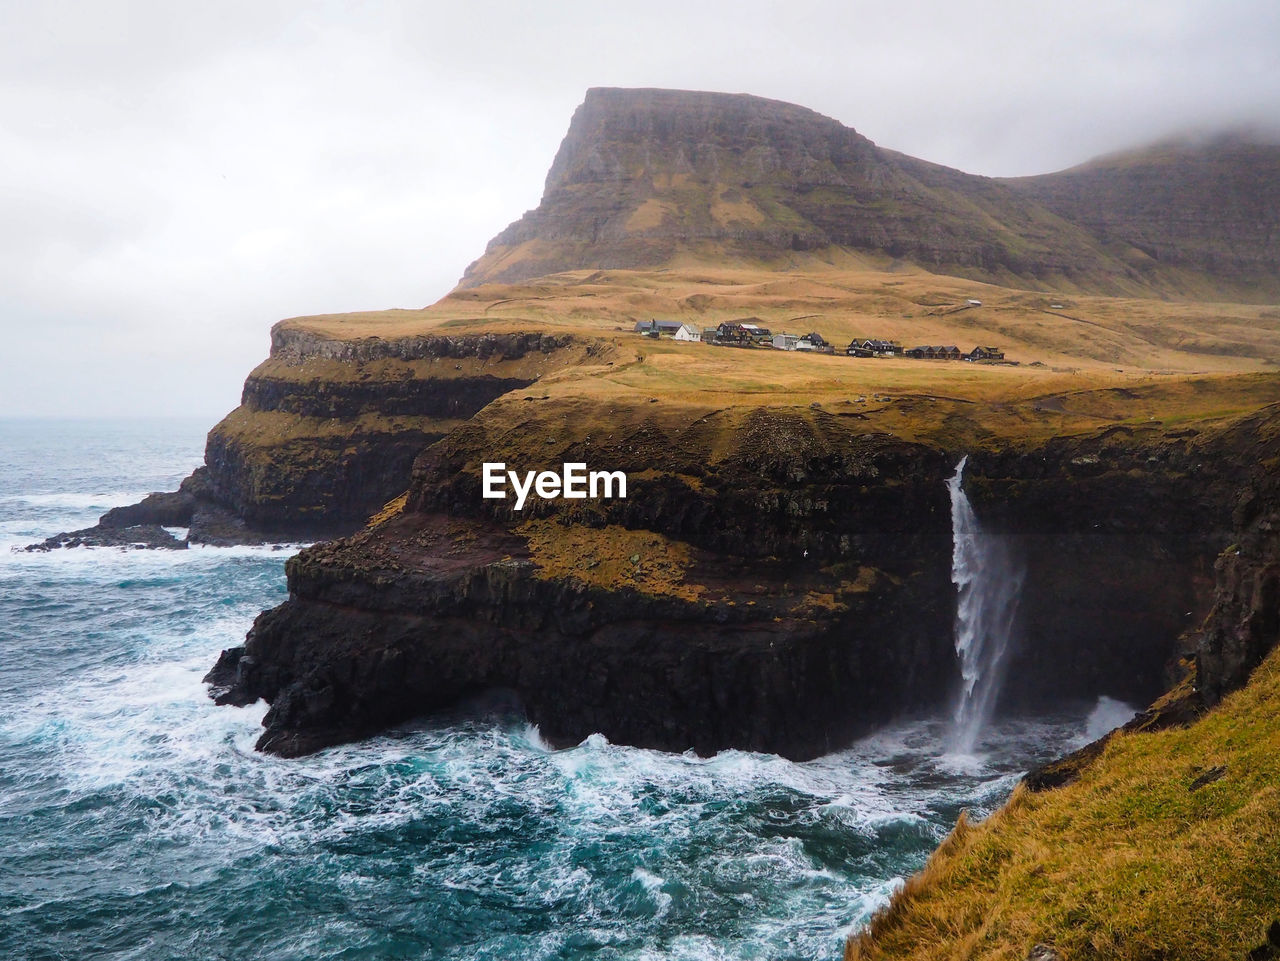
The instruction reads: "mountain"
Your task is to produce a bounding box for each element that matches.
[1005,131,1280,297]
[462,88,1280,301]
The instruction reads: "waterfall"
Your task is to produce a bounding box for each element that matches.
[947,456,1023,754]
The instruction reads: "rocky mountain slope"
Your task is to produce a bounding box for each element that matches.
[1006,131,1280,300]
[462,88,1280,301]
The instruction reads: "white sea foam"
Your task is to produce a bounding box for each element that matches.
[0,491,150,510]
[1084,695,1139,741]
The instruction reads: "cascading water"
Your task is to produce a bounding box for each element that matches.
[947,456,1023,754]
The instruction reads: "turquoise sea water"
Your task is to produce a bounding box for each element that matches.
[0,419,1120,961]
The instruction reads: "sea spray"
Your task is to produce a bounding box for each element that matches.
[948,456,1024,754]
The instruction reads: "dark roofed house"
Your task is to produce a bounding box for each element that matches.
[848,339,901,358]
[906,345,961,359]
[966,345,1005,361]
[714,321,751,344]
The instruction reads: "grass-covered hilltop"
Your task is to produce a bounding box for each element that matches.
[76,88,1280,957]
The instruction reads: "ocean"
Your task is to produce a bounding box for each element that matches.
[0,418,1125,961]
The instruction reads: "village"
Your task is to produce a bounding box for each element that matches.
[632,318,1008,363]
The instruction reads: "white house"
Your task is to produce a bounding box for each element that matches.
[772,333,800,350]
[674,324,702,342]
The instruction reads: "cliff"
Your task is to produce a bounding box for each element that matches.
[461,88,1130,293]
[1006,131,1280,301]
[205,385,1280,759]
[53,321,608,546]
[844,437,1280,959]
[150,86,1280,958]
[462,89,1280,301]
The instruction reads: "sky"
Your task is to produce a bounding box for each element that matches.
[1,0,1277,418]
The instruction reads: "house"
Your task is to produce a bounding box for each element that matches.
[741,323,773,343]
[797,332,833,353]
[714,322,751,344]
[772,333,800,351]
[674,324,702,342]
[634,319,685,337]
[906,345,962,360]
[966,345,1005,361]
[847,339,901,357]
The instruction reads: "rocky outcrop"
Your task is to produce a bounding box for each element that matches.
[204,401,1280,759]
[1194,418,1280,703]
[207,511,956,759]
[25,523,187,551]
[208,407,962,757]
[39,329,594,548]
[195,330,577,534]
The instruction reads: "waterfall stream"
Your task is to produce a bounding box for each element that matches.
[948,456,1023,754]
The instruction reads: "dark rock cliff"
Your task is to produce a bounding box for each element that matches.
[198,329,575,535]
[1193,411,1280,704]
[207,410,962,758]
[56,328,589,545]
[204,403,1280,759]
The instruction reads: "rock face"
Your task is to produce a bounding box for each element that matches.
[208,409,962,758]
[1007,132,1280,300]
[205,401,1280,759]
[1193,410,1280,704]
[48,328,595,547]
[196,328,578,536]
[462,88,1280,300]
[25,524,187,551]
[462,88,1128,291]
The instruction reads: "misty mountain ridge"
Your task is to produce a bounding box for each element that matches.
[461,88,1280,301]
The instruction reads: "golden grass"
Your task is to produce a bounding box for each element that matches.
[845,646,1280,961]
[366,492,408,529]
[518,518,704,601]
[284,262,1280,376]
[258,261,1280,446]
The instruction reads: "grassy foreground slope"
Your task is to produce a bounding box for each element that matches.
[846,646,1280,961]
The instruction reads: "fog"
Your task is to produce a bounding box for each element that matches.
[2,0,1277,417]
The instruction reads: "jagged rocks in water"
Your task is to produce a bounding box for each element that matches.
[25,524,187,551]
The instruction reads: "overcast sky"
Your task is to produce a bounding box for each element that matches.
[2,0,1277,418]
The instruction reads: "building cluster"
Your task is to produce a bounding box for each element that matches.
[633,320,1006,362]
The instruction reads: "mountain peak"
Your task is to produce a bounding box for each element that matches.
[459,88,1280,300]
